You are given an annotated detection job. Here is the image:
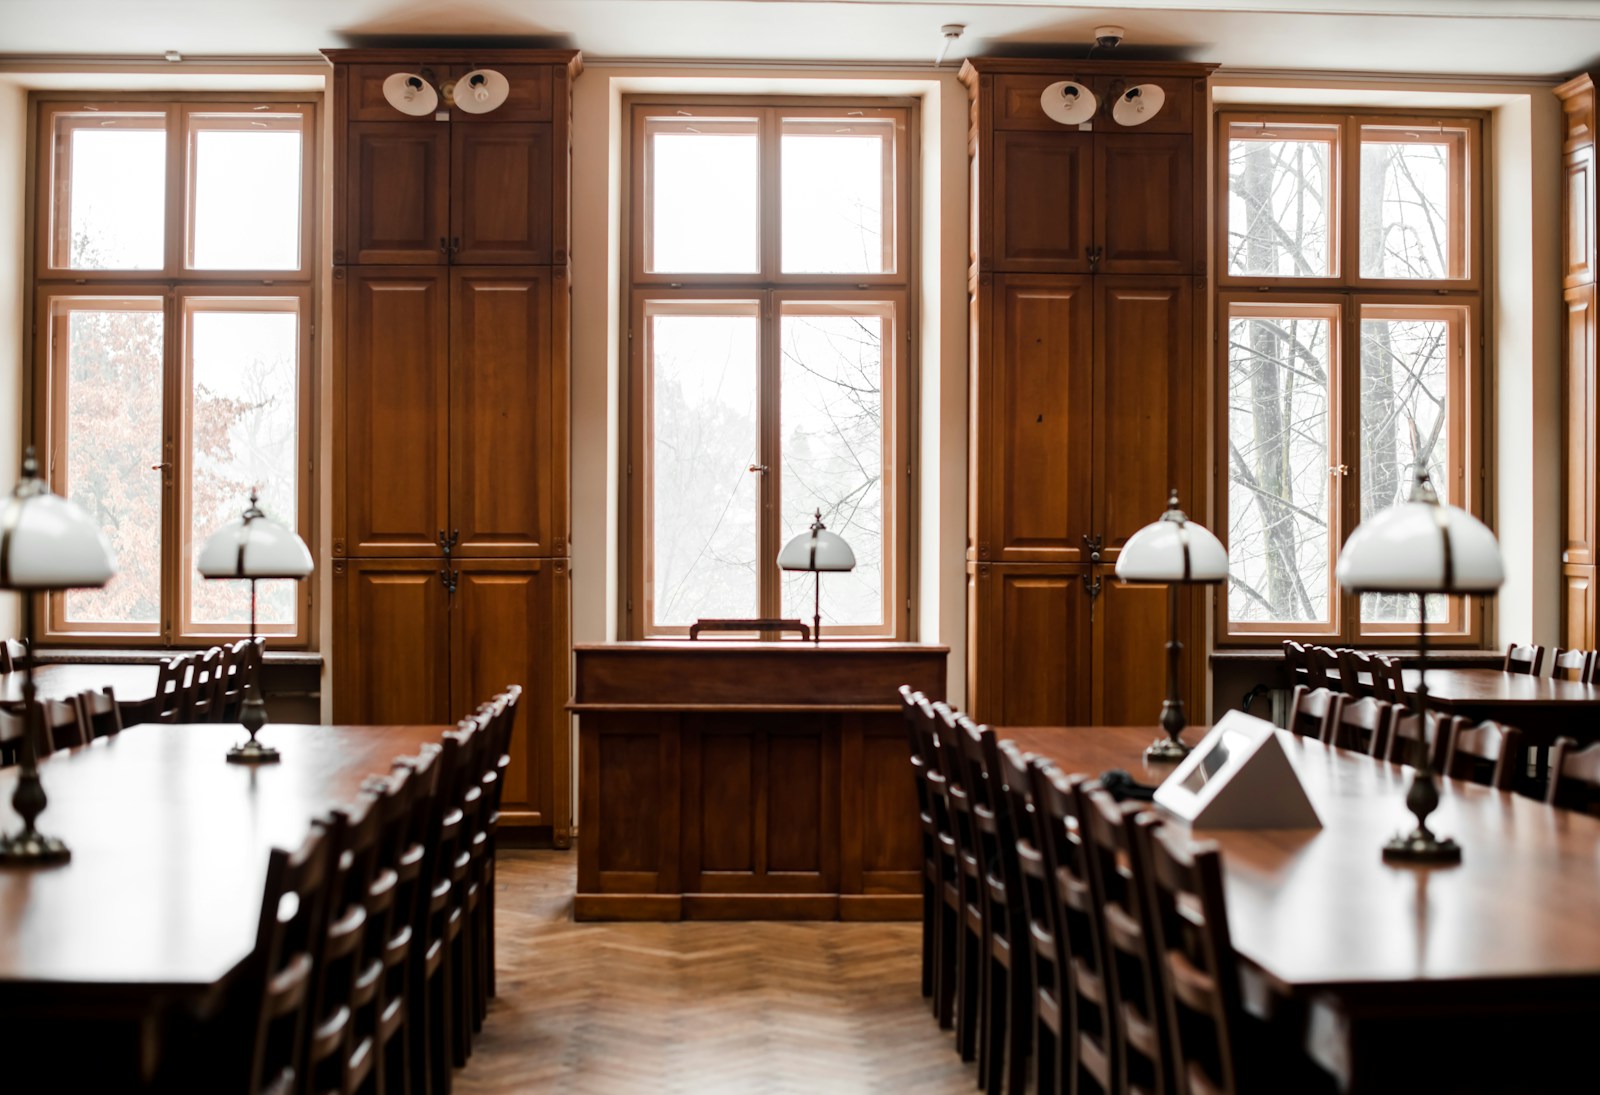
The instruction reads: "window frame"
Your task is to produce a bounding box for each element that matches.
[623,96,916,641]
[1214,107,1486,648]
[29,92,318,648]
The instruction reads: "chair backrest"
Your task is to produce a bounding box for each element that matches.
[1335,648,1377,698]
[1502,642,1545,676]
[1384,706,1459,770]
[1286,685,1343,741]
[1306,645,1339,690]
[153,653,195,723]
[1324,696,1395,757]
[1002,747,1065,1037]
[1547,736,1600,814]
[1082,784,1171,1095]
[1139,816,1245,1095]
[1370,655,1408,704]
[482,685,522,828]
[2,638,27,673]
[247,826,331,1095]
[77,686,123,740]
[182,646,226,722]
[1281,639,1310,684]
[40,696,89,753]
[1442,719,1523,791]
[1032,761,1111,1091]
[0,707,25,766]
[1551,647,1593,683]
[933,703,981,906]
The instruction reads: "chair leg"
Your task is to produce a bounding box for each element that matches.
[983,956,1007,1095]
[956,916,981,1062]
[921,875,936,1000]
[937,895,958,1030]
[1035,1019,1058,1095]
[485,855,498,1000]
[1005,960,1031,1095]
[451,919,472,1067]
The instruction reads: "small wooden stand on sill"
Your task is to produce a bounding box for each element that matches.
[686,618,811,641]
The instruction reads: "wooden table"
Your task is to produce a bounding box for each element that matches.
[573,641,946,921]
[1323,665,1600,747]
[0,663,161,707]
[0,721,447,1085]
[1002,724,1600,1090]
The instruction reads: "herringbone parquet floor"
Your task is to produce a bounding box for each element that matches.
[453,849,978,1094]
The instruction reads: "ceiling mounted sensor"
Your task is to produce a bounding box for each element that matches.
[382,72,438,116]
[455,69,510,114]
[1040,81,1098,126]
[1112,83,1166,126]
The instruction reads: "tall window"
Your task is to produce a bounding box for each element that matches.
[1218,112,1483,643]
[33,99,315,644]
[628,99,912,638]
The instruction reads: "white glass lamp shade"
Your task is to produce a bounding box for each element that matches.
[777,511,856,573]
[382,72,438,117]
[1040,81,1098,125]
[1337,494,1504,594]
[0,490,116,591]
[197,500,313,581]
[1115,491,1227,585]
[453,69,510,114]
[1112,83,1166,126]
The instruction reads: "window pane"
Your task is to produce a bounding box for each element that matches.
[781,119,893,274]
[187,304,301,628]
[54,114,166,270]
[1226,309,1336,627]
[1359,308,1460,624]
[649,305,760,627]
[1360,126,1467,279]
[55,299,164,629]
[779,306,889,627]
[190,115,304,270]
[1226,124,1336,278]
[648,119,758,273]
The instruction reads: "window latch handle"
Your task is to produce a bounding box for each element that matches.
[1328,464,1349,477]
[748,464,768,474]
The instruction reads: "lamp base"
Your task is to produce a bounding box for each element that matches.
[1144,735,1190,762]
[1382,828,1462,865]
[227,737,281,765]
[0,827,71,865]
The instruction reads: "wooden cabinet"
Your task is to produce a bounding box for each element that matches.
[1559,74,1599,647]
[335,556,571,831]
[961,56,1213,727]
[327,48,581,842]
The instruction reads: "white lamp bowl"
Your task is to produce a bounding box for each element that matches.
[454,69,510,114]
[381,72,439,117]
[0,492,116,590]
[1116,514,1228,584]
[1337,499,1504,593]
[777,527,856,573]
[197,513,313,580]
[1040,81,1098,125]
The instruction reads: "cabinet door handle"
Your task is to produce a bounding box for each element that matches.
[440,567,459,595]
[437,529,459,556]
[449,237,461,257]
[439,237,449,256]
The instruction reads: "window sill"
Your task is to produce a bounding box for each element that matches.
[1208,648,1504,668]
[34,647,323,667]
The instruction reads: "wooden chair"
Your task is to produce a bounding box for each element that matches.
[958,715,1031,1095]
[1082,784,1172,1095]
[41,697,90,753]
[444,718,487,1069]
[1306,646,1340,690]
[935,701,984,1063]
[1502,643,1545,676]
[0,637,27,673]
[218,638,254,722]
[149,653,196,724]
[1334,648,1378,698]
[1286,686,1343,741]
[1547,736,1600,814]
[477,684,521,1015]
[1442,719,1523,791]
[0,707,24,766]
[1384,706,1460,771]
[1323,696,1395,757]
[1551,647,1593,683]
[362,760,423,1095]
[76,687,123,740]
[899,685,940,1013]
[299,806,371,1095]
[182,646,227,722]
[1370,655,1409,704]
[1035,762,1113,1095]
[1281,640,1311,688]
[986,737,1039,1095]
[244,827,331,1095]
[1014,755,1070,1095]
[397,740,459,1095]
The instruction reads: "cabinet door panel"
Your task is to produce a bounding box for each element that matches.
[992,131,1093,271]
[1096,134,1192,275]
[342,269,450,556]
[451,559,570,836]
[967,565,1091,727]
[347,122,449,264]
[1567,283,1597,568]
[450,269,555,556]
[333,559,450,725]
[1095,278,1193,557]
[982,276,1094,563]
[451,123,553,264]
[1564,565,1595,650]
[1565,147,1596,289]
[1093,568,1176,727]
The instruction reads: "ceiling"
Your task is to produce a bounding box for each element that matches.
[3,0,1600,79]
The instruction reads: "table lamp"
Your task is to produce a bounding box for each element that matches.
[777,509,856,645]
[0,448,116,865]
[1336,467,1503,864]
[1115,490,1229,760]
[197,490,313,764]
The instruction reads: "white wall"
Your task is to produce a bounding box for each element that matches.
[0,78,25,641]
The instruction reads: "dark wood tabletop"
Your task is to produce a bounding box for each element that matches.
[0,721,447,1013]
[1000,724,1600,1005]
[0,663,161,707]
[1325,666,1600,745]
